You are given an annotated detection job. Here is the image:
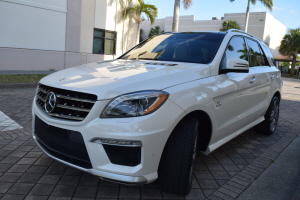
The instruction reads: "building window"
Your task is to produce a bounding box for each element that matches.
[93,29,116,55]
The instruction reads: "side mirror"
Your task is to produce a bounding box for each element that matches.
[221,58,249,73]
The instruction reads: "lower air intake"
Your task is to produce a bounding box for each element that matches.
[103,145,141,167]
[34,116,92,169]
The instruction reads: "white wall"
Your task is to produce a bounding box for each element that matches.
[0,0,67,51]
[80,0,96,54]
[93,0,138,57]
[193,19,222,31]
[140,12,286,57]
[263,13,286,56]
[223,12,266,39]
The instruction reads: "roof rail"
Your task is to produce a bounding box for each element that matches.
[226,29,261,41]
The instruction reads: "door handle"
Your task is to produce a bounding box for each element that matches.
[271,74,275,80]
[250,76,256,84]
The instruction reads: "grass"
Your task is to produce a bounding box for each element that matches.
[0,74,48,84]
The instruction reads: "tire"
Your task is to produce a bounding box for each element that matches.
[156,117,199,195]
[254,96,280,135]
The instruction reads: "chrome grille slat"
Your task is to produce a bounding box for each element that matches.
[48,113,85,121]
[56,104,91,112]
[56,94,96,103]
[35,84,97,121]
[39,88,49,94]
[37,95,46,102]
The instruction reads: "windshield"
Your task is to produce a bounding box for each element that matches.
[119,33,225,64]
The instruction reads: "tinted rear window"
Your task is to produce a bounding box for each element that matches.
[119,33,225,64]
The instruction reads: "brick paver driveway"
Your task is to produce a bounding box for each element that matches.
[0,78,299,200]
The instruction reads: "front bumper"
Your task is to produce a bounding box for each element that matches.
[33,133,147,185]
[32,96,185,184]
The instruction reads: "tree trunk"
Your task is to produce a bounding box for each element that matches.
[172,0,180,32]
[244,0,250,32]
[136,23,140,44]
[125,19,132,51]
[114,1,118,58]
[291,54,296,77]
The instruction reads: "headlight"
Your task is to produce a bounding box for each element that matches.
[101,90,169,118]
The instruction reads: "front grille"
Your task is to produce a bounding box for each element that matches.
[36,84,97,121]
[103,144,141,167]
[35,116,92,168]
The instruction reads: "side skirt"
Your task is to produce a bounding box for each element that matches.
[203,116,264,155]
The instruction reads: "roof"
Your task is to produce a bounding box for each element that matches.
[274,55,300,62]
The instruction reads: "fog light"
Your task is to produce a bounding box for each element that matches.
[90,138,142,147]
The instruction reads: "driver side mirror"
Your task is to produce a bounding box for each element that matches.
[221,58,249,73]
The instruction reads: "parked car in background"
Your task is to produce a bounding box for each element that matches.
[32,29,282,195]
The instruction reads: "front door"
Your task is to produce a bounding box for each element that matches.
[218,36,266,140]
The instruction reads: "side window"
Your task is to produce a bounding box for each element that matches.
[220,37,248,70]
[261,44,276,66]
[245,38,268,67]
[258,45,270,66]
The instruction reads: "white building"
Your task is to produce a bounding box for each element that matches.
[0,0,138,71]
[140,12,286,56]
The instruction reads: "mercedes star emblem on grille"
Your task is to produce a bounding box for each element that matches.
[44,92,57,113]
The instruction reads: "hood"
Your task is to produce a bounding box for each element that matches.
[40,59,210,100]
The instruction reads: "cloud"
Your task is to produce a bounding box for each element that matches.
[254,6,297,15]
[273,6,285,11]
[254,7,268,12]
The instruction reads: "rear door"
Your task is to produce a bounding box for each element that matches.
[244,37,272,119]
[260,43,281,101]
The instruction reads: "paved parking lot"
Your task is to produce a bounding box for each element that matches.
[0,78,299,200]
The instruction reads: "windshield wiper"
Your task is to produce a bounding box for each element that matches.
[139,58,157,60]
[135,51,147,59]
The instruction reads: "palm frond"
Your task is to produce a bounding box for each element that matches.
[123,0,157,24]
[220,20,240,31]
[250,0,256,5]
[258,0,273,11]
[123,7,135,18]
[182,0,193,9]
[279,28,300,56]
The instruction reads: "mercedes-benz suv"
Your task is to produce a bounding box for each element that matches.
[32,29,282,195]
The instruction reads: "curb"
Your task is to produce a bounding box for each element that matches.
[0,83,38,89]
[0,70,55,74]
[281,77,300,83]
[207,122,300,200]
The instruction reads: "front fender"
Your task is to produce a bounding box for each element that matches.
[163,76,224,146]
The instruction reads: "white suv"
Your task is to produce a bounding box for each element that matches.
[32,29,282,195]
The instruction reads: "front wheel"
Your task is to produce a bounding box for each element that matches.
[254,96,280,135]
[156,117,199,195]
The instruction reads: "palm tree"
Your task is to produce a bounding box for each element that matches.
[220,20,240,31]
[230,0,273,32]
[149,26,162,38]
[172,0,192,32]
[140,29,144,42]
[124,0,158,44]
[279,28,300,77]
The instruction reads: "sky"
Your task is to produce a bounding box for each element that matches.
[148,0,300,30]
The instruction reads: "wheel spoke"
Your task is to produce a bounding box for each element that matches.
[189,132,198,188]
[269,99,280,132]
